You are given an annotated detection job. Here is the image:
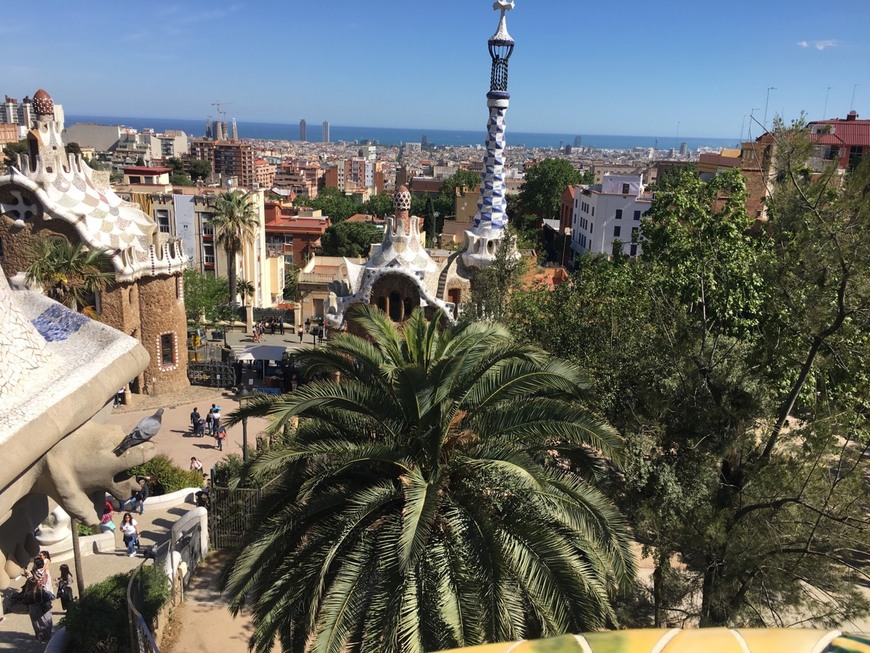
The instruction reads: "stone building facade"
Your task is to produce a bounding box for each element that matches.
[0,89,189,397]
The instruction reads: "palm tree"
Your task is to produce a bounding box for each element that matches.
[223,305,635,653]
[238,278,255,307]
[25,234,114,316]
[208,190,258,305]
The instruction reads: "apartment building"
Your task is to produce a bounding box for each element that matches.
[190,138,256,188]
[119,187,276,307]
[254,158,277,188]
[571,174,652,257]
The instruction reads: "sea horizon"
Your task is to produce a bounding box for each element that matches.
[66,114,740,152]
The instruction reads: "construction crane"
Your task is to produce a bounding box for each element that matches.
[211,101,232,120]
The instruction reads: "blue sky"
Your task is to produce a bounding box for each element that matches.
[2,1,866,138]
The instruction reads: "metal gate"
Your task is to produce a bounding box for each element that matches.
[187,361,236,388]
[209,477,279,549]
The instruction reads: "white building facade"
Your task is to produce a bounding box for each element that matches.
[571,174,652,258]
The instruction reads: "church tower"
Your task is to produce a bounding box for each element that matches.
[462,1,516,269]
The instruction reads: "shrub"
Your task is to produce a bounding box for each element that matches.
[61,565,169,653]
[77,523,95,536]
[129,454,203,494]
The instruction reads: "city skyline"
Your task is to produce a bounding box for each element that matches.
[1,0,866,139]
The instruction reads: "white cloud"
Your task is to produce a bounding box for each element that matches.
[798,39,840,50]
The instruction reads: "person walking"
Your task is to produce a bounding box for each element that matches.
[190,407,203,437]
[211,405,222,434]
[22,556,54,642]
[99,500,115,533]
[215,426,227,451]
[56,564,74,612]
[298,326,303,343]
[205,405,215,436]
[190,457,204,473]
[120,512,139,556]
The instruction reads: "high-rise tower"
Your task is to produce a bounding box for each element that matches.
[462,0,516,269]
[299,119,307,142]
[322,120,330,143]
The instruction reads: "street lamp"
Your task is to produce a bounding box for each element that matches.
[561,227,573,267]
[237,386,251,462]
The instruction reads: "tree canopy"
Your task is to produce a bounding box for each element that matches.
[183,268,230,324]
[518,158,582,221]
[222,305,634,652]
[189,158,212,181]
[296,186,358,223]
[506,124,870,628]
[25,234,114,317]
[320,220,382,258]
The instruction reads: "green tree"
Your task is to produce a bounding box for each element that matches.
[189,158,212,182]
[320,220,382,257]
[507,132,870,628]
[170,172,194,186]
[297,186,358,223]
[518,158,581,220]
[238,278,255,306]
[25,235,115,316]
[578,169,596,185]
[222,305,634,653]
[183,268,230,324]
[64,141,82,158]
[362,192,393,218]
[2,138,28,169]
[208,190,258,305]
[435,169,482,225]
[424,195,436,246]
[283,264,300,301]
[166,157,184,173]
[465,226,524,323]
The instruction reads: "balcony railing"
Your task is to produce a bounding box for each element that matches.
[298,272,337,284]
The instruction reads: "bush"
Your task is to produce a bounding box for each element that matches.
[61,566,169,653]
[129,454,202,494]
[77,523,95,536]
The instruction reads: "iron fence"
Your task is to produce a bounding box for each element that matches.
[187,361,236,388]
[209,476,280,549]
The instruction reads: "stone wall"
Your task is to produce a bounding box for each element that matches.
[138,274,190,394]
[0,210,80,279]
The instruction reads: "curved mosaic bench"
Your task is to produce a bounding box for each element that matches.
[435,629,870,653]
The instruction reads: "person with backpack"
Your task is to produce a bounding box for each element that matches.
[56,564,74,611]
[21,556,54,642]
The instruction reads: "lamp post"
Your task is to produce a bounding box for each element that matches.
[561,227,573,268]
[237,387,250,462]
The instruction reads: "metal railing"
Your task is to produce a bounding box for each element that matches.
[127,541,169,653]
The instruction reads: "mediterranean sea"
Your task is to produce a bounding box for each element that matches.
[66,114,739,151]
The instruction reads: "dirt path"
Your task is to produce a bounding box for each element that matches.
[163,551,255,653]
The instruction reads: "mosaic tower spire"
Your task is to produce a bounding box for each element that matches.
[462,1,516,269]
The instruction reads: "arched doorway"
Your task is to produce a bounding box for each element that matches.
[369,273,422,323]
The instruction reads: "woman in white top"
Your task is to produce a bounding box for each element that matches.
[190,457,204,472]
[120,512,139,556]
